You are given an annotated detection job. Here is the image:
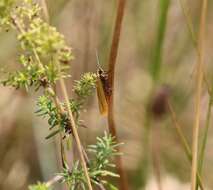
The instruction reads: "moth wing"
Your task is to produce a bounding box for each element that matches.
[96,78,108,116]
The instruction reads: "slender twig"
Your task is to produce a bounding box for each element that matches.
[168,101,191,158]
[46,175,63,187]
[178,0,197,47]
[178,0,210,91]
[95,182,107,190]
[196,95,211,190]
[40,1,93,189]
[191,1,208,190]
[198,96,212,175]
[178,0,199,80]
[167,101,204,190]
[196,75,211,190]
[59,79,93,190]
[107,0,128,190]
[178,4,212,181]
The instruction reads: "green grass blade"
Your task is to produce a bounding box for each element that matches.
[150,0,170,82]
[196,96,212,189]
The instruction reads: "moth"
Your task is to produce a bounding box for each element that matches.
[96,53,111,116]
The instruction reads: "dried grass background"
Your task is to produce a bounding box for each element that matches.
[0,0,213,189]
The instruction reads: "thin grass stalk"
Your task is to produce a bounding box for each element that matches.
[195,99,212,190]
[198,96,212,175]
[191,1,208,190]
[179,3,212,185]
[46,175,64,187]
[59,79,93,190]
[178,0,197,47]
[107,0,128,189]
[179,4,212,183]
[167,101,204,190]
[178,0,211,90]
[150,0,170,82]
[197,85,211,190]
[148,2,170,189]
[40,1,93,189]
[178,0,200,81]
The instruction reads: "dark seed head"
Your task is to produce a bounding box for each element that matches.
[150,85,171,119]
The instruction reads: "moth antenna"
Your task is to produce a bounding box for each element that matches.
[95,50,103,70]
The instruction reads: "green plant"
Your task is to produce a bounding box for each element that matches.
[28,134,120,190]
[29,182,50,190]
[150,0,170,82]
[191,0,208,189]
[0,0,121,189]
[60,133,121,189]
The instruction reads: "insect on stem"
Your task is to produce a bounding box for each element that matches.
[96,52,109,116]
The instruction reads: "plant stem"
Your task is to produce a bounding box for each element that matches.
[107,0,128,190]
[178,0,200,80]
[198,96,212,175]
[179,4,212,182]
[168,102,191,158]
[178,4,212,185]
[46,175,63,187]
[196,97,212,190]
[59,79,93,190]
[150,0,170,81]
[148,1,170,187]
[191,1,208,190]
[167,101,204,190]
[178,0,211,91]
[40,1,93,189]
[178,0,197,47]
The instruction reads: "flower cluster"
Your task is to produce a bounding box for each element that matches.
[1,0,73,90]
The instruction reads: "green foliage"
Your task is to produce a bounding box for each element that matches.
[28,182,50,190]
[88,132,121,175]
[18,17,73,63]
[2,55,47,90]
[1,1,120,189]
[0,0,15,27]
[59,133,120,189]
[36,95,75,139]
[1,0,98,140]
[0,0,73,90]
[0,0,97,138]
[28,134,120,189]
[36,95,61,133]
[74,72,97,101]
[35,72,97,139]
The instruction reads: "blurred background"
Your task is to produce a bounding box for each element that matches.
[0,0,213,189]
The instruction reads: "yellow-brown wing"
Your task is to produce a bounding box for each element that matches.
[96,78,108,116]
